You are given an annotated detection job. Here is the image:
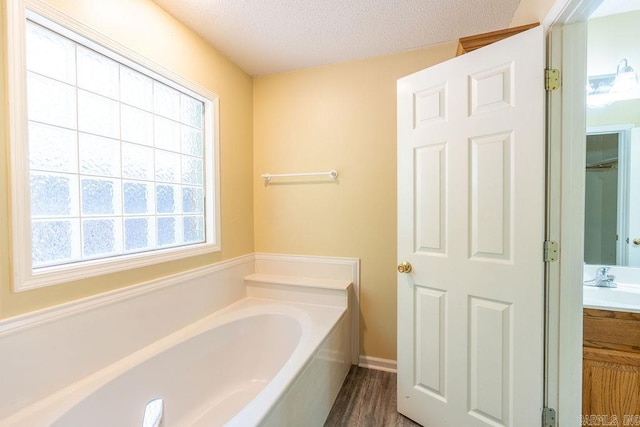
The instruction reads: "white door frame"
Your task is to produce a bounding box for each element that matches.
[545,17,586,426]
[545,0,606,425]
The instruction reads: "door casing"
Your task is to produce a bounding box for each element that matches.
[545,0,606,425]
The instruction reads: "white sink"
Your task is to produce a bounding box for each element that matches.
[583,283,640,313]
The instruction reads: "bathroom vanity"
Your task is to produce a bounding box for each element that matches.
[582,308,640,420]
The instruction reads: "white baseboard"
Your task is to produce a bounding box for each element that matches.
[358,355,397,373]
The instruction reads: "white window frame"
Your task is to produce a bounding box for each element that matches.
[6,0,221,292]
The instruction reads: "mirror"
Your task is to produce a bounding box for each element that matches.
[584,4,640,267]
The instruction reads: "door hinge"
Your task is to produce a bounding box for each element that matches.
[545,69,560,91]
[542,407,557,427]
[544,240,559,262]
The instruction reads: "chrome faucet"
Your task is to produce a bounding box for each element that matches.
[584,266,617,288]
[143,398,164,427]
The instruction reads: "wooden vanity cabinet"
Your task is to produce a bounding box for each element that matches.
[583,309,640,420]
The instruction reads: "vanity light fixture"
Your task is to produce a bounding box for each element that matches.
[611,58,637,92]
[587,58,638,108]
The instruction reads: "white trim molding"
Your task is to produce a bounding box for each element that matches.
[358,355,397,373]
[547,6,590,424]
[0,254,254,337]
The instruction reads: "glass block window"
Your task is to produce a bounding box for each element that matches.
[25,19,210,269]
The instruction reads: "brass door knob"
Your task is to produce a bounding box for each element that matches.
[398,261,412,273]
[634,238,640,246]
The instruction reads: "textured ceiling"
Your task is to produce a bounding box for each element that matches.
[151,0,522,76]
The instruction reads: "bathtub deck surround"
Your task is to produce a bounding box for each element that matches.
[0,253,358,426]
[1,298,351,426]
[253,253,360,365]
[0,298,350,426]
[245,274,352,308]
[0,254,254,420]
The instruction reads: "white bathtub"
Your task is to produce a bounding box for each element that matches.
[0,298,351,427]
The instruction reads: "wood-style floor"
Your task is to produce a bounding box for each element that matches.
[324,366,422,427]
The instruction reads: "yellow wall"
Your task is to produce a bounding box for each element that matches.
[0,0,254,318]
[254,44,456,359]
[587,11,640,77]
[588,99,640,127]
[586,11,640,128]
[250,0,556,362]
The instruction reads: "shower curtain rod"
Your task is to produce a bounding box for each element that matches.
[585,157,618,170]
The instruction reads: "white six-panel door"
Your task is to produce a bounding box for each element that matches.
[397,26,545,426]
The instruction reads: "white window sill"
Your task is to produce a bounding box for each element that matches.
[16,242,220,292]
